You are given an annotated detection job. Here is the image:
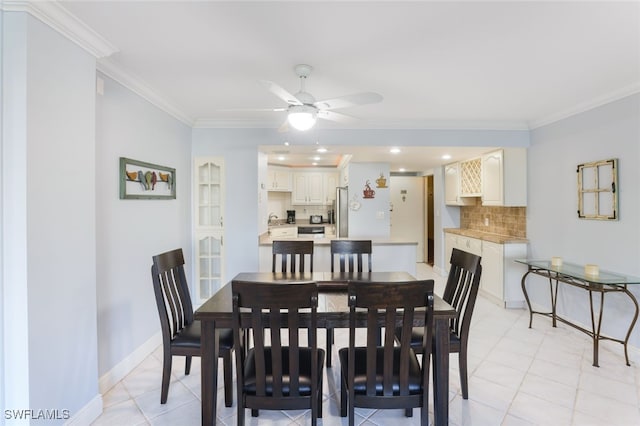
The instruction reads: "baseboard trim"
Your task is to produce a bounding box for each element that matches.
[65,394,102,426]
[98,331,162,394]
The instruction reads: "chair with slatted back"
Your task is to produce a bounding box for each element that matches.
[272,240,314,273]
[339,279,435,425]
[397,248,482,400]
[326,239,373,367]
[232,280,325,425]
[151,248,234,406]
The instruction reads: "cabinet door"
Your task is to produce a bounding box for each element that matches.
[482,150,504,206]
[291,173,309,204]
[195,231,224,302]
[292,172,324,204]
[324,173,338,204]
[195,158,224,229]
[480,241,504,303]
[270,168,291,191]
[194,157,225,303]
[307,173,324,204]
[444,233,457,272]
[444,163,460,205]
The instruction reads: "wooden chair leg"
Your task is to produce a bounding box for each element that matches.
[251,409,259,417]
[185,355,192,375]
[318,374,323,418]
[405,408,413,417]
[340,368,347,417]
[459,345,469,399]
[326,328,333,367]
[223,350,233,407]
[160,349,172,404]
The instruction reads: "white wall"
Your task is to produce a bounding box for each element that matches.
[2,12,99,422]
[348,162,391,238]
[527,93,640,347]
[390,176,424,261]
[95,73,192,381]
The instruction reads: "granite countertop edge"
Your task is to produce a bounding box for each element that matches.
[259,233,418,246]
[444,228,529,244]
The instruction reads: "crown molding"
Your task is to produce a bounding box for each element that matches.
[2,0,118,58]
[529,83,640,129]
[97,58,194,126]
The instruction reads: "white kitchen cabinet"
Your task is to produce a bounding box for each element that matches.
[324,173,339,205]
[479,241,504,303]
[292,172,324,205]
[459,158,482,197]
[444,162,476,206]
[444,231,527,308]
[480,240,528,308]
[267,167,291,191]
[482,148,527,206]
[444,233,481,273]
[269,226,297,239]
[194,157,225,303]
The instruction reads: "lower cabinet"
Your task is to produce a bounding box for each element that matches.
[444,232,527,308]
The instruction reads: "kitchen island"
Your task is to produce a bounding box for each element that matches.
[259,231,418,275]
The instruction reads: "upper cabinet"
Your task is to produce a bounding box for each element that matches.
[459,158,482,197]
[444,162,476,206]
[482,148,527,206]
[445,148,527,207]
[292,172,324,205]
[324,173,339,205]
[267,167,291,192]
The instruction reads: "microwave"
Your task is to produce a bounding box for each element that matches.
[309,215,323,224]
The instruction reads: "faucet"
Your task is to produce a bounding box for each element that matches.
[268,213,278,225]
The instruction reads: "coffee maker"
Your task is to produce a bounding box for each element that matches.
[286,210,296,224]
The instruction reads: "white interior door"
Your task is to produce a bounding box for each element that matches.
[390,176,424,262]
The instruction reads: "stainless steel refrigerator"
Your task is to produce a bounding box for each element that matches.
[335,186,349,238]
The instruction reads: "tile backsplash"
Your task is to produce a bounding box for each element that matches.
[461,200,526,237]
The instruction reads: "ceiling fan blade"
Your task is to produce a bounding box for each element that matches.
[278,119,290,133]
[317,110,359,124]
[314,92,383,110]
[216,107,287,112]
[259,80,303,106]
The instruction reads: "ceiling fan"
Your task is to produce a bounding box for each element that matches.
[258,64,383,131]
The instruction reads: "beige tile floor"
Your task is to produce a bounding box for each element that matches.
[92,264,640,425]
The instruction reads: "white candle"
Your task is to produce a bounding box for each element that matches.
[551,257,563,267]
[585,264,599,276]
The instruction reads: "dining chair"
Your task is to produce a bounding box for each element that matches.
[151,248,234,406]
[339,279,435,426]
[398,247,482,399]
[231,280,325,425]
[272,240,314,273]
[327,239,373,367]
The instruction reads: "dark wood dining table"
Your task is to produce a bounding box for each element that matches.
[194,271,456,426]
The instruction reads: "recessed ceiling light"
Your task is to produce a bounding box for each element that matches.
[399,168,406,172]
[312,162,318,166]
[442,154,451,160]
[283,141,290,146]
[316,147,327,153]
[390,148,401,154]
[312,156,321,161]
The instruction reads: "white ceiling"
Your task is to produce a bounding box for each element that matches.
[59,0,640,169]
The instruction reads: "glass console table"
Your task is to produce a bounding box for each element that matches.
[515,259,640,367]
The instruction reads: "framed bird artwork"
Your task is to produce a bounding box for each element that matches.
[119,157,176,200]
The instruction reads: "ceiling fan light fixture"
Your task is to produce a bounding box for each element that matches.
[288,105,317,131]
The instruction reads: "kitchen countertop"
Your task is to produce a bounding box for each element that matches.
[259,232,418,246]
[444,228,528,244]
